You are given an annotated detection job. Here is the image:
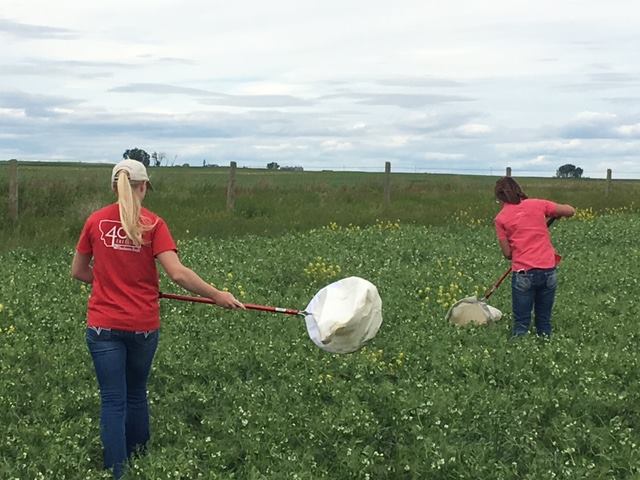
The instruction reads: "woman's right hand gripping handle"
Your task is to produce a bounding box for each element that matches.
[156,251,245,309]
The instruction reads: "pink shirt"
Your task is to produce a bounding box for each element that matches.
[76,203,177,331]
[495,199,560,272]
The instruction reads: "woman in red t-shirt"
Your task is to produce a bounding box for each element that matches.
[494,177,575,338]
[71,159,244,479]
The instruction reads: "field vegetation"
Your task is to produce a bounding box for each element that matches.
[0,162,638,251]
[1,162,639,478]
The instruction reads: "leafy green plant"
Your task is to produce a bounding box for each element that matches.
[1,211,640,478]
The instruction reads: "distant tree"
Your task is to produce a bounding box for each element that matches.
[123,148,151,167]
[151,151,165,167]
[573,167,584,179]
[556,163,579,178]
[267,162,280,170]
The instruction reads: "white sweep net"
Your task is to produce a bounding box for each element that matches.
[445,296,503,327]
[304,277,383,354]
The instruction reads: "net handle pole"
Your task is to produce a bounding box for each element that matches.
[482,268,511,301]
[159,292,306,316]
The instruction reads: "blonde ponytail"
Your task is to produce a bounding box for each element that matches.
[115,171,156,246]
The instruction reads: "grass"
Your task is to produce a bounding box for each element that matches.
[1,210,640,478]
[0,161,638,251]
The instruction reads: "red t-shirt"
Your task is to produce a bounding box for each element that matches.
[495,199,560,272]
[76,203,177,331]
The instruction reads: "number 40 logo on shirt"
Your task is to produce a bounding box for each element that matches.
[99,220,142,252]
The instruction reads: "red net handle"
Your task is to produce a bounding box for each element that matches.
[159,292,305,316]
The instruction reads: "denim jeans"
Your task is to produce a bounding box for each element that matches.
[511,268,557,337]
[86,327,159,479]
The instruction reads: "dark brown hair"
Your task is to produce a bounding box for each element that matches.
[495,177,528,204]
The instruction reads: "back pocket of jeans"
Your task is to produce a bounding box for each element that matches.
[86,327,112,342]
[134,329,159,345]
[546,270,558,289]
[514,274,532,292]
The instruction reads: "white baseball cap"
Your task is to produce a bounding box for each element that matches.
[111,159,152,189]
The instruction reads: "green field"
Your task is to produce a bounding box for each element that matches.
[0,162,638,251]
[1,163,640,478]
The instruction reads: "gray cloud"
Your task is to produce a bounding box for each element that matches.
[200,94,313,108]
[559,123,612,139]
[156,57,197,65]
[0,18,75,39]
[134,54,196,65]
[605,96,640,105]
[3,64,112,79]
[0,108,361,141]
[589,72,639,85]
[395,111,486,135]
[558,70,640,92]
[3,58,136,78]
[111,82,314,107]
[557,112,640,139]
[0,91,81,117]
[110,83,213,96]
[323,92,474,108]
[569,40,607,51]
[375,77,465,88]
[4,57,195,79]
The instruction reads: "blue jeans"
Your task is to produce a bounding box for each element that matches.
[511,268,557,337]
[86,327,159,479]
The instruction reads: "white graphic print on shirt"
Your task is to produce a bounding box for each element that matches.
[99,220,142,252]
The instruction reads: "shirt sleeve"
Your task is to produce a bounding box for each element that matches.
[540,199,559,217]
[495,218,507,241]
[76,217,93,254]
[152,218,177,256]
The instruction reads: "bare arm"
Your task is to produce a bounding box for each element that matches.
[498,238,512,260]
[71,252,93,284]
[156,250,244,309]
[554,203,576,218]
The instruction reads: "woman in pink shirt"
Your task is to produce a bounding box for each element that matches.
[494,177,575,338]
[71,159,244,479]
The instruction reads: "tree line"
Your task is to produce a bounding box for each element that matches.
[123,148,583,178]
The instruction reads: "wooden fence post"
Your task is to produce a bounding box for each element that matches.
[605,168,612,196]
[226,161,237,211]
[8,159,18,222]
[506,166,512,177]
[383,161,391,207]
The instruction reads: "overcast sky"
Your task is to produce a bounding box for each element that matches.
[2,0,640,177]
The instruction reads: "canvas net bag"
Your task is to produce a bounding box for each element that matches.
[305,277,383,354]
[445,296,502,327]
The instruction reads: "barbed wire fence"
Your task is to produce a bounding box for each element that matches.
[232,161,640,178]
[3,159,638,220]
[223,163,628,212]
